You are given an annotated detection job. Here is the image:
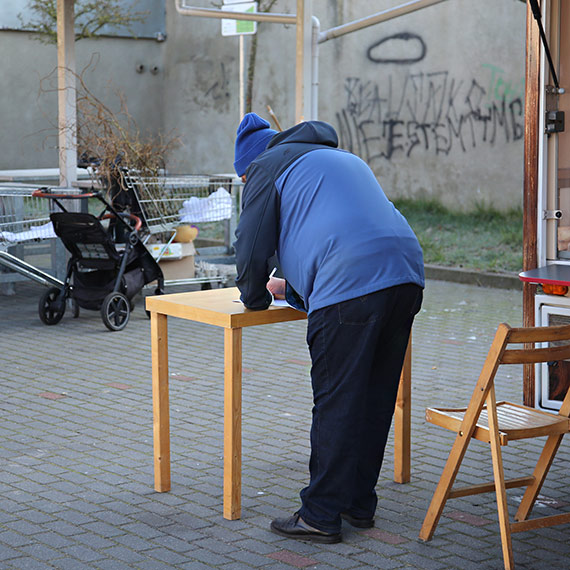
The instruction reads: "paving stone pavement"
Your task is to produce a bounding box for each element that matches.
[1,279,569,570]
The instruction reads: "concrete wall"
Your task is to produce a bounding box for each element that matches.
[0,0,527,211]
[322,0,526,211]
[243,0,527,211]
[0,30,164,170]
[162,1,241,175]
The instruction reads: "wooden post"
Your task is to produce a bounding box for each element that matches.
[56,0,77,188]
[522,0,541,406]
[151,313,171,492]
[394,333,412,483]
[224,327,242,520]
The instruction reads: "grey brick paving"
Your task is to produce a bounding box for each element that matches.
[1,279,569,569]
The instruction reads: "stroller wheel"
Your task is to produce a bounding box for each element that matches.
[101,292,130,331]
[39,287,66,325]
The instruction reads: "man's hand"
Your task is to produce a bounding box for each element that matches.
[267,276,286,300]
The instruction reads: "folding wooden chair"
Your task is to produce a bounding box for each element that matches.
[419,323,570,570]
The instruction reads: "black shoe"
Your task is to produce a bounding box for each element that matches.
[270,513,342,544]
[341,512,375,529]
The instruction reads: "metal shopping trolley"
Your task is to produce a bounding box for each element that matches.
[120,171,242,287]
[0,183,65,290]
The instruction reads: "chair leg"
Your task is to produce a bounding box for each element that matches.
[419,434,470,541]
[489,441,515,569]
[487,394,515,570]
[515,434,564,522]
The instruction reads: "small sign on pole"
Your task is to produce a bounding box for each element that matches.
[221,1,258,36]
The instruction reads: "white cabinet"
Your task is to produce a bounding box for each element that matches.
[535,294,570,411]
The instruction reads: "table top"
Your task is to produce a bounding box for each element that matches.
[145,287,307,328]
[519,265,570,286]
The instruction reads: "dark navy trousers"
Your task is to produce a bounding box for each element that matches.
[297,283,423,533]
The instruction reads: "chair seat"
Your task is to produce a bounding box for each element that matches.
[426,401,570,444]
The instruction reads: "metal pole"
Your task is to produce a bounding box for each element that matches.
[318,0,447,43]
[175,2,296,24]
[546,0,561,261]
[56,0,77,188]
[239,35,245,119]
[295,0,312,123]
[303,1,313,122]
[529,0,560,89]
[311,16,320,120]
[295,0,304,123]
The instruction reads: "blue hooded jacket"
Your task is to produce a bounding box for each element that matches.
[234,120,425,313]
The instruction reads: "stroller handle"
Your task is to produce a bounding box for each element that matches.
[101,213,142,232]
[32,188,97,199]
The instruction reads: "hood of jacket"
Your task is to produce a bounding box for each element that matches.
[266,120,338,150]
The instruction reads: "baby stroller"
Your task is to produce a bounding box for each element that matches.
[33,188,164,331]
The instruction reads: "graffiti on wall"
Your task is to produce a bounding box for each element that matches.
[184,60,232,112]
[203,61,231,103]
[367,32,427,65]
[336,32,524,164]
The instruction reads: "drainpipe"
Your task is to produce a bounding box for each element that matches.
[318,0,447,43]
[174,1,296,24]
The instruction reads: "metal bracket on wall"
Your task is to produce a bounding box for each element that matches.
[545,110,565,134]
[543,209,563,220]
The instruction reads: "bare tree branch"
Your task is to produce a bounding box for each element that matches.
[19,0,149,44]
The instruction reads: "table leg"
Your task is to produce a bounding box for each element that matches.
[224,327,242,520]
[394,332,412,484]
[151,311,171,492]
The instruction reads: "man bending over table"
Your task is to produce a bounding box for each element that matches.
[232,112,425,543]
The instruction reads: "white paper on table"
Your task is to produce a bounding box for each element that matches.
[233,298,294,308]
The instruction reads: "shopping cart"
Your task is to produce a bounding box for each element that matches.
[120,171,242,287]
[0,183,65,290]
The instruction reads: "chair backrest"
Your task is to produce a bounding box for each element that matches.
[501,323,570,364]
[481,323,570,417]
[458,323,570,443]
[50,212,120,269]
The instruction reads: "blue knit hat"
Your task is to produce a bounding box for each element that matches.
[234,113,277,177]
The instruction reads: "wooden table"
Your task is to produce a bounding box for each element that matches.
[146,287,412,520]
